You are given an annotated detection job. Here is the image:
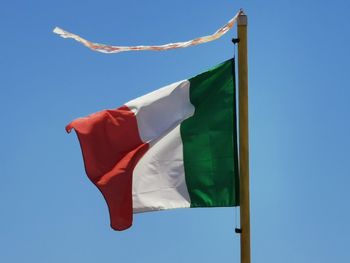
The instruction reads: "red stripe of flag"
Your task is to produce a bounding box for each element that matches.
[66,106,149,230]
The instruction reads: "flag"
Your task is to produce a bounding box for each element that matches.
[66,59,239,230]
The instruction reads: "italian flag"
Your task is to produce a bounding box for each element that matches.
[67,59,239,230]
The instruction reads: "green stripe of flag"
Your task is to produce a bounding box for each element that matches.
[181,59,239,207]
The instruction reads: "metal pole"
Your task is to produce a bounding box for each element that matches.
[237,11,251,263]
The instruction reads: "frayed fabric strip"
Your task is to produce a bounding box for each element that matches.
[53,10,242,54]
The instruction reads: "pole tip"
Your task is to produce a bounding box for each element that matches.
[238,10,248,26]
[238,8,245,15]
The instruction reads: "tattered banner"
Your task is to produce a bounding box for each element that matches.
[53,10,242,54]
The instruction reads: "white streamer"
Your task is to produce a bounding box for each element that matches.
[53,10,242,54]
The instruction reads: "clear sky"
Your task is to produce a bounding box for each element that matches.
[1,1,350,262]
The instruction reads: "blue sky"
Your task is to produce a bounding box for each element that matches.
[1,1,350,262]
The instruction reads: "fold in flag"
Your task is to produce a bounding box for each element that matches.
[54,10,242,54]
[67,59,239,230]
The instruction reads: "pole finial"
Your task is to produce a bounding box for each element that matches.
[238,10,248,26]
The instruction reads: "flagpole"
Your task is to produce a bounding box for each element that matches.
[237,11,251,263]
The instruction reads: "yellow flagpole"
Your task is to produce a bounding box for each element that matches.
[237,11,251,263]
